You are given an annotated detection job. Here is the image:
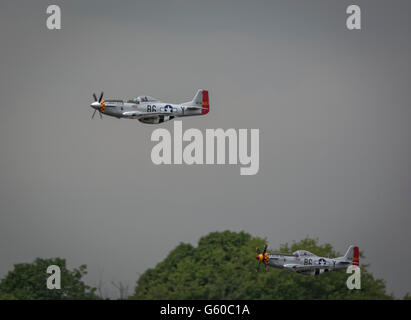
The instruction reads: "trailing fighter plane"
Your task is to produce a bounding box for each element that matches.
[89,89,209,124]
[255,243,359,275]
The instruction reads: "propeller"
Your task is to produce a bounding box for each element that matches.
[98,91,104,103]
[91,91,105,119]
[256,242,269,271]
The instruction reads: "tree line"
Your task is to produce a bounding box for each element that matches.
[0,231,409,300]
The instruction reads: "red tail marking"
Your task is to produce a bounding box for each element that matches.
[353,246,360,266]
[202,90,209,115]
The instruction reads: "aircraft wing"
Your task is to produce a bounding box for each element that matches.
[122,111,141,117]
[284,264,330,271]
[122,111,174,118]
[283,264,301,270]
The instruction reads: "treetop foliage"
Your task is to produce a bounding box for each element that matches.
[130,231,393,300]
[0,258,99,300]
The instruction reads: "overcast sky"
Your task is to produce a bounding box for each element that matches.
[0,0,410,298]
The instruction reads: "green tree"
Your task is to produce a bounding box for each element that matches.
[403,293,411,300]
[0,293,18,300]
[0,258,99,300]
[130,231,394,300]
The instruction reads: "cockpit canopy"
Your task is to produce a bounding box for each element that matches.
[293,250,315,257]
[138,96,159,102]
[127,96,160,104]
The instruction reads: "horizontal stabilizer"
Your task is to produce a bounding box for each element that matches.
[186,106,209,110]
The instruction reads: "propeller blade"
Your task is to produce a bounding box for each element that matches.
[255,243,270,272]
[92,109,97,119]
[99,111,103,119]
[93,93,98,101]
[98,91,104,103]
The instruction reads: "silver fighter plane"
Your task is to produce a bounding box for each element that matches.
[90,89,209,124]
[256,243,359,275]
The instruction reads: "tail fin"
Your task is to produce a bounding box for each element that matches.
[186,89,209,114]
[343,245,360,266]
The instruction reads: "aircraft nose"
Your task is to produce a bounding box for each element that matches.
[91,101,100,109]
[256,254,263,262]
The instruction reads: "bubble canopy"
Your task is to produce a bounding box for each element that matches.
[293,250,315,257]
[137,96,159,102]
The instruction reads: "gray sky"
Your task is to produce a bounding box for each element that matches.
[0,0,410,298]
